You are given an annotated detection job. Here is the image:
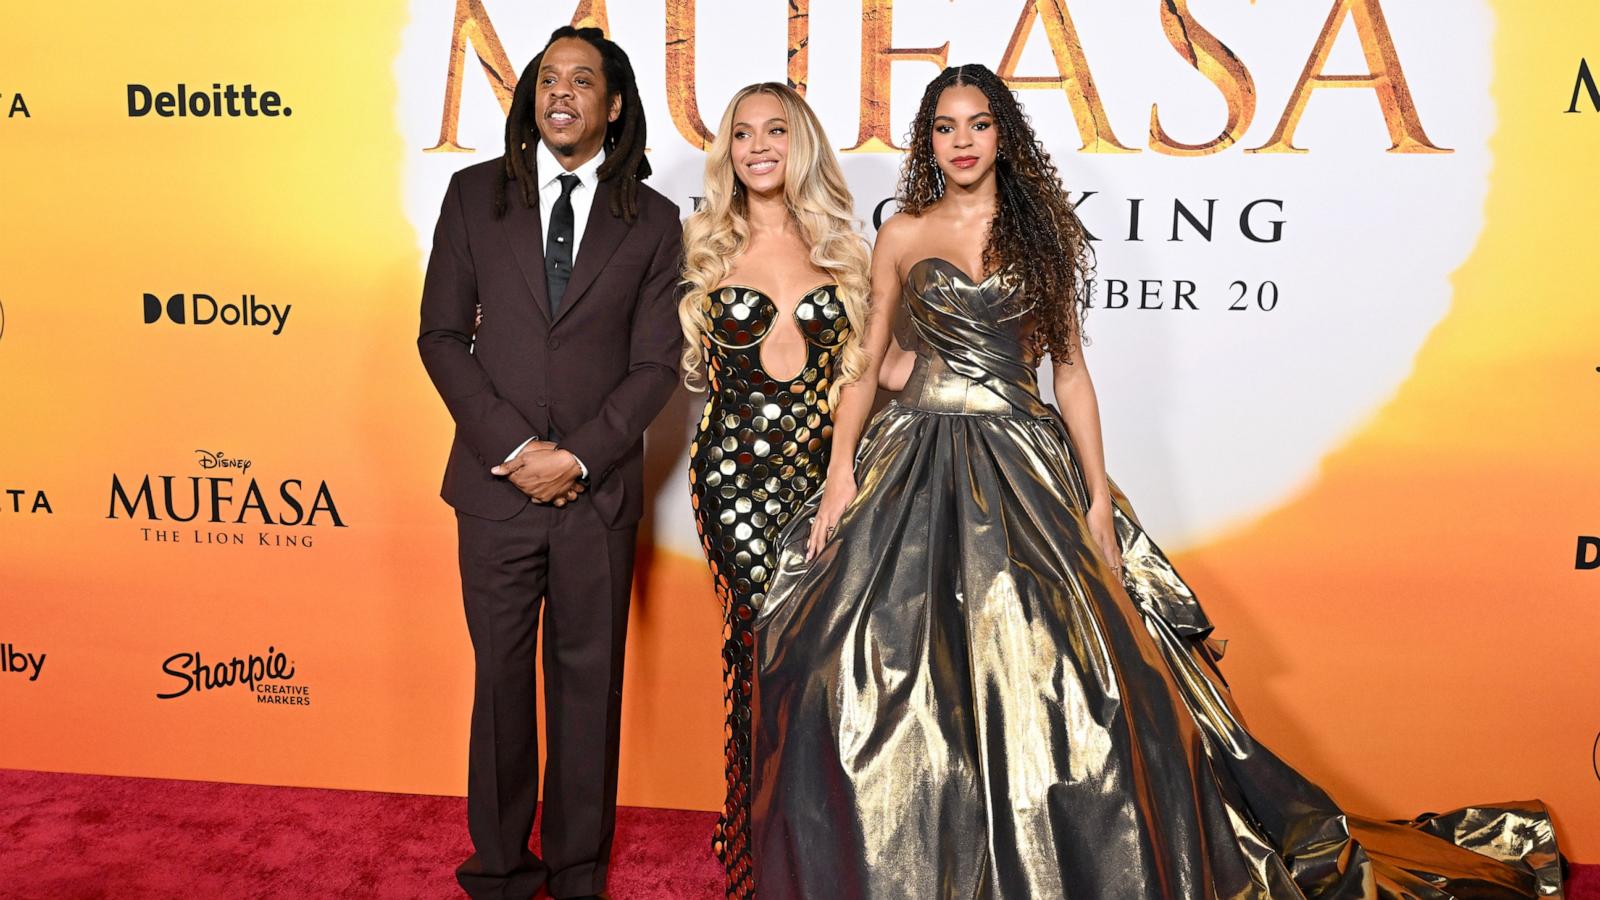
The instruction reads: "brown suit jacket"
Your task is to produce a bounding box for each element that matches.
[418,158,684,527]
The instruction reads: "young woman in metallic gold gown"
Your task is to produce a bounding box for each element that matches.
[678,82,872,899]
[750,64,1562,900]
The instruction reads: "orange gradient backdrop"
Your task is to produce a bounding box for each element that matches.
[0,0,1596,862]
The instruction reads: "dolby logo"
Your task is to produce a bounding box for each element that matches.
[142,292,290,335]
[1,643,46,682]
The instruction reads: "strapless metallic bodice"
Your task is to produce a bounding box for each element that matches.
[897,256,1043,419]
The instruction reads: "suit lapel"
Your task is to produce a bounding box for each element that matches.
[501,182,552,325]
[553,178,631,326]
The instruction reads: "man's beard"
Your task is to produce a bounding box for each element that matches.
[544,127,597,157]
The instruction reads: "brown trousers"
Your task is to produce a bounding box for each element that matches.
[453,496,636,899]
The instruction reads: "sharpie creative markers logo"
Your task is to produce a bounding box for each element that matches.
[142,292,291,335]
[156,646,310,707]
[1,644,47,682]
[127,83,292,118]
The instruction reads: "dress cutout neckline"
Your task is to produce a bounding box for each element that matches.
[710,282,841,384]
[715,282,840,309]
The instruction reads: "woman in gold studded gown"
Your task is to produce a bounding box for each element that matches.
[679,83,872,899]
[750,64,1562,900]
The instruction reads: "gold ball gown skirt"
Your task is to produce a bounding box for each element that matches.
[750,258,1562,900]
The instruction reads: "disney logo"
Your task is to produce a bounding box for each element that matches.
[195,449,252,473]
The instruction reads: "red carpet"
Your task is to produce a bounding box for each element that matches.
[1,768,1594,899]
[0,769,718,898]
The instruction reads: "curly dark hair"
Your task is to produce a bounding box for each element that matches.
[494,26,651,222]
[896,63,1093,360]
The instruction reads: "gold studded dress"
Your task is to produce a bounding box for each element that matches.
[749,258,1562,900]
[690,283,850,899]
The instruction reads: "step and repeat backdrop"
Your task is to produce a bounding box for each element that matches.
[3,0,1598,858]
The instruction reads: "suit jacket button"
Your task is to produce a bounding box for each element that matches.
[547,338,560,350]
[537,397,548,407]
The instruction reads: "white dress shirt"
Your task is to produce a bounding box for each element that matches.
[504,140,606,479]
[535,139,604,255]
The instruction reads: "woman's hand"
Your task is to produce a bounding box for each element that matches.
[806,468,858,562]
[1087,499,1123,578]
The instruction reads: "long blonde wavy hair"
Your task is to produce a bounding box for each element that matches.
[678,82,872,408]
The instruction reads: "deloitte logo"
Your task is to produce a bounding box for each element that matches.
[142,292,291,335]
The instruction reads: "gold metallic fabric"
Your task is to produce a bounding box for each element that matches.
[750,258,1561,899]
[691,283,852,898]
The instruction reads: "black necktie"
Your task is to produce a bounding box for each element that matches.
[546,173,580,316]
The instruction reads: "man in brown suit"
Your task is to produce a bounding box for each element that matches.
[417,26,682,900]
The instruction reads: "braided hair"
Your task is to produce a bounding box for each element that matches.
[897,64,1094,361]
[494,26,651,222]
